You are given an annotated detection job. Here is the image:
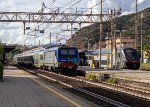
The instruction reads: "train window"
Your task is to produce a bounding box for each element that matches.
[60,50,67,55]
[68,49,76,55]
[125,49,138,58]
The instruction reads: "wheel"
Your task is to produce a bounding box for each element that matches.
[51,66,54,72]
[48,66,51,72]
[72,67,78,75]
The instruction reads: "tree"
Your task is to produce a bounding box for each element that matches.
[0,45,4,54]
[144,44,150,58]
[0,45,4,62]
[11,48,22,55]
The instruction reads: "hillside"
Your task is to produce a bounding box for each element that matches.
[66,8,150,49]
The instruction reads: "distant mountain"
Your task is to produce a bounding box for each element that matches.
[66,8,150,50]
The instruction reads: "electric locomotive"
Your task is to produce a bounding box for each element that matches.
[123,48,140,69]
[44,46,79,73]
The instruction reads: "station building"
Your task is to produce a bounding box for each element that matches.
[105,37,135,49]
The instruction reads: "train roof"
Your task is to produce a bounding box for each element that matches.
[86,47,137,55]
[15,47,46,57]
[45,45,77,52]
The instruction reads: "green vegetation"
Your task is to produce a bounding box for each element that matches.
[144,44,150,58]
[91,74,96,79]
[86,73,91,79]
[0,45,4,62]
[107,78,118,84]
[85,73,118,84]
[67,8,150,50]
[11,48,22,55]
[0,45,4,54]
[0,45,4,81]
[140,63,150,71]
[0,63,4,81]
[86,73,96,80]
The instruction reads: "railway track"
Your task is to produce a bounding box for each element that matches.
[17,65,150,107]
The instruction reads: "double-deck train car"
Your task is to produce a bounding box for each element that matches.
[14,46,79,74]
[85,48,140,70]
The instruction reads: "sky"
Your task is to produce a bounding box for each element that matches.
[0,0,149,46]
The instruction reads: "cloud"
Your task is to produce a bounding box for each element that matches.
[0,0,150,46]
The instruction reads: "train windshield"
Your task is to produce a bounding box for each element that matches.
[124,49,139,60]
[60,48,76,57]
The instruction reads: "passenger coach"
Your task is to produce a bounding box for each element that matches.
[85,48,140,70]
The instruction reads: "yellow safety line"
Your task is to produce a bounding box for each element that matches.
[29,77,83,107]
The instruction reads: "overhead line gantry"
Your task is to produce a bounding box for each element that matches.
[0,12,112,23]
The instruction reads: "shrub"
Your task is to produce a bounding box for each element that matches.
[140,63,150,71]
[107,78,118,84]
[86,74,91,79]
[0,63,4,81]
[91,74,96,79]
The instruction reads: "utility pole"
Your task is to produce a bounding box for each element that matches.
[119,30,122,70]
[99,0,103,69]
[113,9,117,69]
[71,23,73,46]
[110,9,114,69]
[50,32,51,46]
[141,13,144,63]
[39,40,40,47]
[23,22,25,34]
[79,22,81,36]
[135,0,138,49]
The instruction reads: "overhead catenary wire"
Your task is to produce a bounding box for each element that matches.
[34,0,81,30]
[37,0,84,36]
[27,0,106,46]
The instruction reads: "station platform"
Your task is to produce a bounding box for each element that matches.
[0,66,94,107]
[78,66,150,84]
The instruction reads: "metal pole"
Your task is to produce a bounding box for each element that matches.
[39,40,40,47]
[106,32,109,69]
[79,23,81,35]
[110,10,113,69]
[99,0,103,69]
[71,23,73,46]
[23,22,25,34]
[141,13,143,63]
[50,32,51,46]
[135,0,138,49]
[56,34,58,44]
[119,31,122,70]
[114,9,117,69]
[88,39,89,67]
